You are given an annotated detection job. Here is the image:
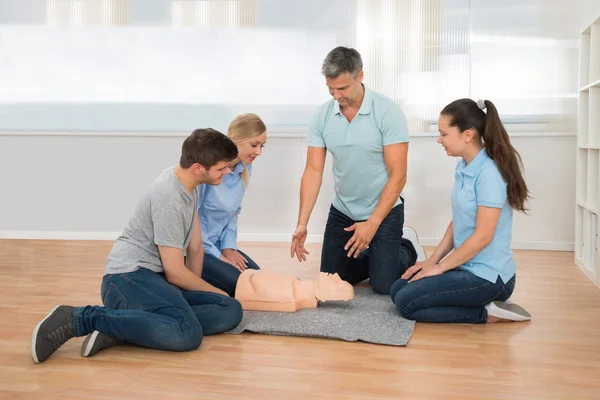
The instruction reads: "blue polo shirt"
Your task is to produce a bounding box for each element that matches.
[307,85,409,221]
[452,148,516,283]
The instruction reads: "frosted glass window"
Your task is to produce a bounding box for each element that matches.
[0,0,482,135]
[46,0,129,26]
[171,0,255,28]
[469,0,578,133]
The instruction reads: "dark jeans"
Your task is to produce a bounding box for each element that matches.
[320,203,417,295]
[201,250,260,297]
[72,268,243,351]
[390,270,516,323]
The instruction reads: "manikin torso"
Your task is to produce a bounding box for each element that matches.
[235,270,354,312]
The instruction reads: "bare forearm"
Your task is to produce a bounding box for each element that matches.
[166,267,224,294]
[185,214,205,278]
[297,169,322,226]
[429,222,454,264]
[369,174,406,225]
[186,247,204,277]
[439,232,491,272]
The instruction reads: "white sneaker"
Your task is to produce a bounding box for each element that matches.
[485,300,531,322]
[403,226,427,262]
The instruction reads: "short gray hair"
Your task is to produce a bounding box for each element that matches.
[321,46,363,79]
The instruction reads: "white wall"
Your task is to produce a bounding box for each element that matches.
[2,0,594,251]
[0,132,575,250]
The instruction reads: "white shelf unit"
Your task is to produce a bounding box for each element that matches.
[576,16,600,289]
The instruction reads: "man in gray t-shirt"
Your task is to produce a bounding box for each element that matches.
[32,129,244,364]
[104,166,201,276]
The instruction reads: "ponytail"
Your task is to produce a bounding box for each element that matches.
[480,100,530,213]
[441,98,531,213]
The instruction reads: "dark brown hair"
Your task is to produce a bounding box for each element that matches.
[179,128,238,169]
[441,98,530,213]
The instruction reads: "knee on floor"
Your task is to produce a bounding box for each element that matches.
[370,280,393,295]
[165,322,204,352]
[395,304,414,320]
[392,287,417,320]
[389,278,409,300]
[220,298,243,331]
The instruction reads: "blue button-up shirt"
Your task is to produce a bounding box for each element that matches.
[198,162,250,259]
[451,148,516,283]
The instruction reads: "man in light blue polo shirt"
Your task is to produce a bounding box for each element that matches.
[290,46,426,295]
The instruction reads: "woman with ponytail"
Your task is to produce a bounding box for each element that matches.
[389,99,532,323]
[198,113,267,296]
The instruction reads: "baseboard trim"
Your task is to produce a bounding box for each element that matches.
[507,241,574,251]
[0,231,122,240]
[238,233,324,243]
[0,231,575,251]
[240,235,575,251]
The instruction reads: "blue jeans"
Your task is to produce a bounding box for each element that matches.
[72,268,243,351]
[390,270,516,323]
[320,203,417,294]
[201,250,260,297]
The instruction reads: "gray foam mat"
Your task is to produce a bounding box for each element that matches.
[227,287,415,346]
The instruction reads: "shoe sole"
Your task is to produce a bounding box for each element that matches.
[81,330,100,357]
[31,304,61,364]
[488,301,531,321]
[405,225,428,261]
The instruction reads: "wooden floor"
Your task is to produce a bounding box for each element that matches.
[1,240,599,400]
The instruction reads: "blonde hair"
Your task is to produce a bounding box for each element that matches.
[228,113,266,187]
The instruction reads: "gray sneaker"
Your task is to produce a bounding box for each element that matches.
[485,300,531,321]
[31,305,76,363]
[81,330,124,357]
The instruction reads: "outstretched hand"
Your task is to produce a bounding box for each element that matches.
[344,221,378,258]
[290,225,310,262]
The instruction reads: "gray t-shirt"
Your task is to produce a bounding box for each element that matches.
[104,166,199,275]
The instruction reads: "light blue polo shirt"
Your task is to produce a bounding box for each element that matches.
[307,85,409,221]
[452,148,516,284]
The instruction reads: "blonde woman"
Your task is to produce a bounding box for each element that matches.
[199,114,267,296]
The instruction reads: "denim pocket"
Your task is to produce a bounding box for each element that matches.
[501,280,515,300]
[101,282,128,310]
